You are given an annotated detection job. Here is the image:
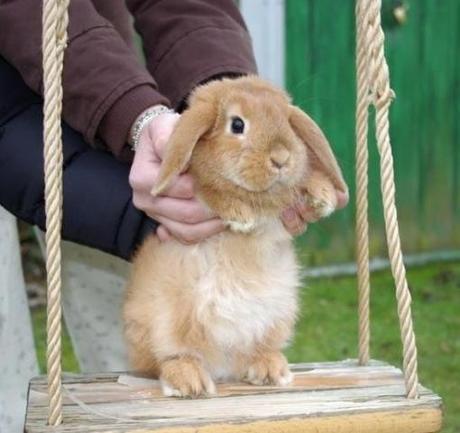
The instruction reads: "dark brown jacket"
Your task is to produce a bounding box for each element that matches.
[0,0,257,159]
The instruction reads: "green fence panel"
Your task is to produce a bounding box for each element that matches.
[286,0,460,265]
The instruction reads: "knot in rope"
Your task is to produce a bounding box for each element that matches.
[373,86,395,109]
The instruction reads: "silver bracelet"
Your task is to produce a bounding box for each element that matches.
[129,105,175,151]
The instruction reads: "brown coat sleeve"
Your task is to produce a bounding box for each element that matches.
[0,0,169,158]
[127,0,258,108]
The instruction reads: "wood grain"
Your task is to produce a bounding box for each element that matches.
[25,360,442,432]
[128,409,442,433]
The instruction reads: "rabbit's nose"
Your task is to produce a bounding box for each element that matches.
[270,147,290,169]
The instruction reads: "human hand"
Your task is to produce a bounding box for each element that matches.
[281,189,349,236]
[129,108,225,244]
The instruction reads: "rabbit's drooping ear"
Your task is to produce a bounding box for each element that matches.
[151,101,215,196]
[289,106,347,194]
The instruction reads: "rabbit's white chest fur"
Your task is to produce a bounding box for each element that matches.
[190,219,299,377]
[124,218,299,383]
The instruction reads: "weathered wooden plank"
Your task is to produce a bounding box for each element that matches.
[26,384,441,420]
[128,409,442,433]
[26,388,440,427]
[26,371,408,406]
[26,409,442,433]
[25,361,442,433]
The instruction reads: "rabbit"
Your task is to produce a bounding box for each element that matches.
[123,75,347,398]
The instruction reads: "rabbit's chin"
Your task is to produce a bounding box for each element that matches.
[202,187,293,234]
[223,168,298,194]
[228,177,298,209]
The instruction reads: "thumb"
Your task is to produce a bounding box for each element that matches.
[157,225,173,242]
[151,113,181,160]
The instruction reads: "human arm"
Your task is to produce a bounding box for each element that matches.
[0,0,169,159]
[126,0,257,109]
[126,0,257,242]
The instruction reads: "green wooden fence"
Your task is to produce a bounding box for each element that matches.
[286,0,460,265]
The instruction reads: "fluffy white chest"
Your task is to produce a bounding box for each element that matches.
[192,223,299,354]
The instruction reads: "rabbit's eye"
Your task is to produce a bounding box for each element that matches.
[231,116,245,134]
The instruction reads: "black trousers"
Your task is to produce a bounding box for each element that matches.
[0,57,156,260]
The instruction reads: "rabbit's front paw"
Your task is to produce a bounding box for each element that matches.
[160,356,216,398]
[302,170,338,218]
[225,219,257,233]
[244,352,293,387]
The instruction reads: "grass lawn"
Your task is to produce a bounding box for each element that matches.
[32,261,460,432]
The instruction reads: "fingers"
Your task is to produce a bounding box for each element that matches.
[158,173,195,199]
[155,216,226,245]
[130,112,225,245]
[133,191,215,224]
[130,159,195,200]
[281,197,320,236]
[282,186,348,237]
[281,208,307,236]
[156,225,173,242]
[336,189,349,209]
[294,199,320,223]
[148,197,215,224]
[132,192,223,244]
[149,112,181,159]
[130,111,192,202]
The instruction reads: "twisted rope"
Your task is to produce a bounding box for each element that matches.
[355,0,419,398]
[355,0,371,366]
[42,0,69,425]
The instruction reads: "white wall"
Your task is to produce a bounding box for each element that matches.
[240,0,285,88]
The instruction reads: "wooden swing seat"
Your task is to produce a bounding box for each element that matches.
[31,2,443,431]
[25,359,442,433]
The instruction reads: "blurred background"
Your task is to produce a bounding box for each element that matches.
[242,0,459,266]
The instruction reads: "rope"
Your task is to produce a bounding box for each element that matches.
[355,0,371,366]
[42,0,69,425]
[355,0,419,398]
